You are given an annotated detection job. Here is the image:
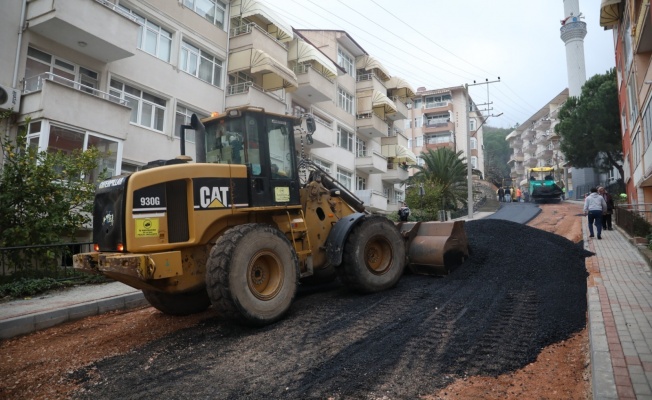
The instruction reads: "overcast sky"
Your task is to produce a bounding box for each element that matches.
[264,0,616,129]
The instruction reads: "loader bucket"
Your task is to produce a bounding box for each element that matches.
[398,221,469,275]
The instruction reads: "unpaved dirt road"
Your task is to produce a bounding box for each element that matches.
[0,202,591,399]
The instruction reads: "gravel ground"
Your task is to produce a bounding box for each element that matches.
[72,219,591,400]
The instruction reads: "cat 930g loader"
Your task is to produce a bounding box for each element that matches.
[74,107,469,326]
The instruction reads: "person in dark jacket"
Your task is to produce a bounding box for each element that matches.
[398,202,410,222]
[598,187,615,230]
[497,187,505,202]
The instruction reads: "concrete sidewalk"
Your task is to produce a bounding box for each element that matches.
[0,281,147,339]
[585,219,652,399]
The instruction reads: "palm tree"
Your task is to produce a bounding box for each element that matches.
[411,148,468,210]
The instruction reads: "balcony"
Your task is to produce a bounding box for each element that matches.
[355,190,388,212]
[355,151,387,174]
[21,73,130,139]
[26,0,138,62]
[635,1,652,53]
[425,142,454,151]
[356,73,388,94]
[534,117,551,130]
[423,121,454,134]
[382,162,410,184]
[537,149,553,158]
[524,141,536,153]
[511,153,524,162]
[509,139,523,148]
[523,129,535,140]
[423,100,453,113]
[226,81,287,115]
[292,64,335,103]
[387,96,409,121]
[230,22,289,64]
[357,112,389,139]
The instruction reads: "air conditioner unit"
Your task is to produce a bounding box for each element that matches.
[0,84,21,112]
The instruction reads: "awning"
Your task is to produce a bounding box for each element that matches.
[231,0,294,42]
[228,49,298,91]
[356,55,391,81]
[288,40,338,78]
[372,90,397,115]
[381,145,417,165]
[386,76,415,99]
[600,0,621,27]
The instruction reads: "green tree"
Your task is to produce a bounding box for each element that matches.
[555,68,622,179]
[483,126,512,186]
[0,118,105,270]
[409,147,468,213]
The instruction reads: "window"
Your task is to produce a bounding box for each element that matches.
[337,87,354,114]
[175,105,208,142]
[469,119,476,131]
[416,136,424,147]
[627,77,638,127]
[413,98,422,109]
[633,128,641,164]
[110,79,166,132]
[337,126,354,152]
[337,47,355,77]
[180,41,223,87]
[118,6,172,62]
[404,120,412,129]
[471,156,477,169]
[27,121,122,182]
[470,137,477,149]
[426,113,449,126]
[312,157,331,173]
[24,47,99,93]
[337,168,352,190]
[357,176,366,190]
[356,138,367,157]
[183,0,226,29]
[407,138,413,148]
[417,156,425,166]
[414,117,423,128]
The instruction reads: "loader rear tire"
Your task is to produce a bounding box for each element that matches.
[339,216,406,293]
[206,224,299,326]
[142,288,211,316]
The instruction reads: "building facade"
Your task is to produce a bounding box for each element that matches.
[0,0,420,227]
[404,86,485,179]
[600,0,652,206]
[506,89,569,191]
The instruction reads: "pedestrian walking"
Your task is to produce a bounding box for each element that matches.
[583,187,608,239]
[598,186,614,230]
[497,187,505,202]
[516,187,522,202]
[504,188,512,203]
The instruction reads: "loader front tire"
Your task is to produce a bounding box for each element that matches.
[339,216,406,293]
[143,288,211,316]
[206,224,299,326]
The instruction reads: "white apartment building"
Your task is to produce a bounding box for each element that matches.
[0,0,416,217]
[405,86,485,179]
[506,89,569,190]
[1,0,231,176]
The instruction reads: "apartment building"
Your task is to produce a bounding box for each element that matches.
[599,0,652,205]
[1,0,232,178]
[0,0,415,218]
[404,86,485,179]
[506,89,569,190]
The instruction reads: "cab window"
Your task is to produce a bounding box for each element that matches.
[266,116,294,179]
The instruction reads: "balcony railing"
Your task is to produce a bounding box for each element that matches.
[227,81,285,102]
[23,72,127,105]
[425,100,451,108]
[312,113,333,129]
[229,22,288,48]
[94,0,140,23]
[293,63,333,83]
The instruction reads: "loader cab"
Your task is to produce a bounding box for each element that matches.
[201,108,301,208]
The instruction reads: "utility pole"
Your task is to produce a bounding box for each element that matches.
[464,78,500,220]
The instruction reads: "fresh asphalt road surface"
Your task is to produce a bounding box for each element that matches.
[483,202,542,224]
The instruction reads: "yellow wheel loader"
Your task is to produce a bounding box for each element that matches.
[74,107,469,326]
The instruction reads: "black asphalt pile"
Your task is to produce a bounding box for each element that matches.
[74,219,591,400]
